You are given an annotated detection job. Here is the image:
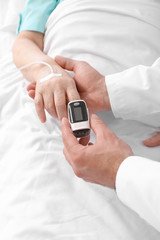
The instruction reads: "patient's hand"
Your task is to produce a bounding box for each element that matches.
[27,63,80,122]
[143,133,160,147]
[28,56,111,115]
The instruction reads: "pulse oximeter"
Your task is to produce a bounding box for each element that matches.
[68,100,90,138]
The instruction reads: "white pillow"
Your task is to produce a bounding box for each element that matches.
[4,0,26,26]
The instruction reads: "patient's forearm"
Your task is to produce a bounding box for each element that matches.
[12,31,56,83]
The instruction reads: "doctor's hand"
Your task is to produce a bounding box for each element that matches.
[143,133,160,147]
[55,56,111,114]
[61,114,133,188]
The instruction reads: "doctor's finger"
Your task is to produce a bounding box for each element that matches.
[143,133,160,147]
[79,135,90,146]
[55,56,78,72]
[90,114,113,141]
[61,117,84,152]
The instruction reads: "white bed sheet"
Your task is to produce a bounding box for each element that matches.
[0,0,25,58]
[0,0,160,239]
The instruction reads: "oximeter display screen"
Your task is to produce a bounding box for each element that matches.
[68,101,88,123]
[74,107,83,121]
[68,100,90,138]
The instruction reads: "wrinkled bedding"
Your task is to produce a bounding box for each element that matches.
[0,0,160,239]
[0,0,25,58]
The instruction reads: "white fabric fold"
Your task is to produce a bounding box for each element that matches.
[105,58,160,127]
[116,156,160,232]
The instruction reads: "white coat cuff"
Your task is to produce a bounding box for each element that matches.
[105,72,133,119]
[116,156,149,200]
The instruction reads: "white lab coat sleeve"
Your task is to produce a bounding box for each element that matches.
[116,156,160,232]
[105,58,160,126]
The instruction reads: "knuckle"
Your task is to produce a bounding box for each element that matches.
[45,103,54,111]
[35,98,41,106]
[42,80,50,87]
[74,168,83,178]
[66,78,75,86]
[37,84,45,93]
[56,102,65,110]
[53,78,60,85]
[55,95,65,105]
[55,86,65,95]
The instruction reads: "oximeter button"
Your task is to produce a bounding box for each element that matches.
[74,102,80,106]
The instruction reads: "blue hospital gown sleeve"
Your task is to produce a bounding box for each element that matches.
[17,0,61,34]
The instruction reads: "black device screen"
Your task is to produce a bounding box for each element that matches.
[69,101,88,123]
[74,107,83,121]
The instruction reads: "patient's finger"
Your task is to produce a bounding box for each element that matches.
[43,93,57,119]
[28,90,35,99]
[35,93,46,123]
[27,82,36,91]
[143,133,160,147]
[55,56,78,72]
[67,86,80,102]
[54,90,67,120]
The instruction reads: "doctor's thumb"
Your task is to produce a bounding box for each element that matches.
[143,133,160,147]
[55,56,77,72]
[90,114,112,139]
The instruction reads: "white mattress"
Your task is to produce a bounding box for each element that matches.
[0,0,160,239]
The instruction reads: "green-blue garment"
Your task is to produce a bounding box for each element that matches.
[17,0,64,34]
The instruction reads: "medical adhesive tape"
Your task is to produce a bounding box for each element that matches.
[40,72,62,83]
[18,61,62,83]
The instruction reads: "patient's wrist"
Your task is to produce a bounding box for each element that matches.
[31,59,58,83]
[20,58,58,83]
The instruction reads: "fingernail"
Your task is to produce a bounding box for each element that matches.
[41,119,46,123]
